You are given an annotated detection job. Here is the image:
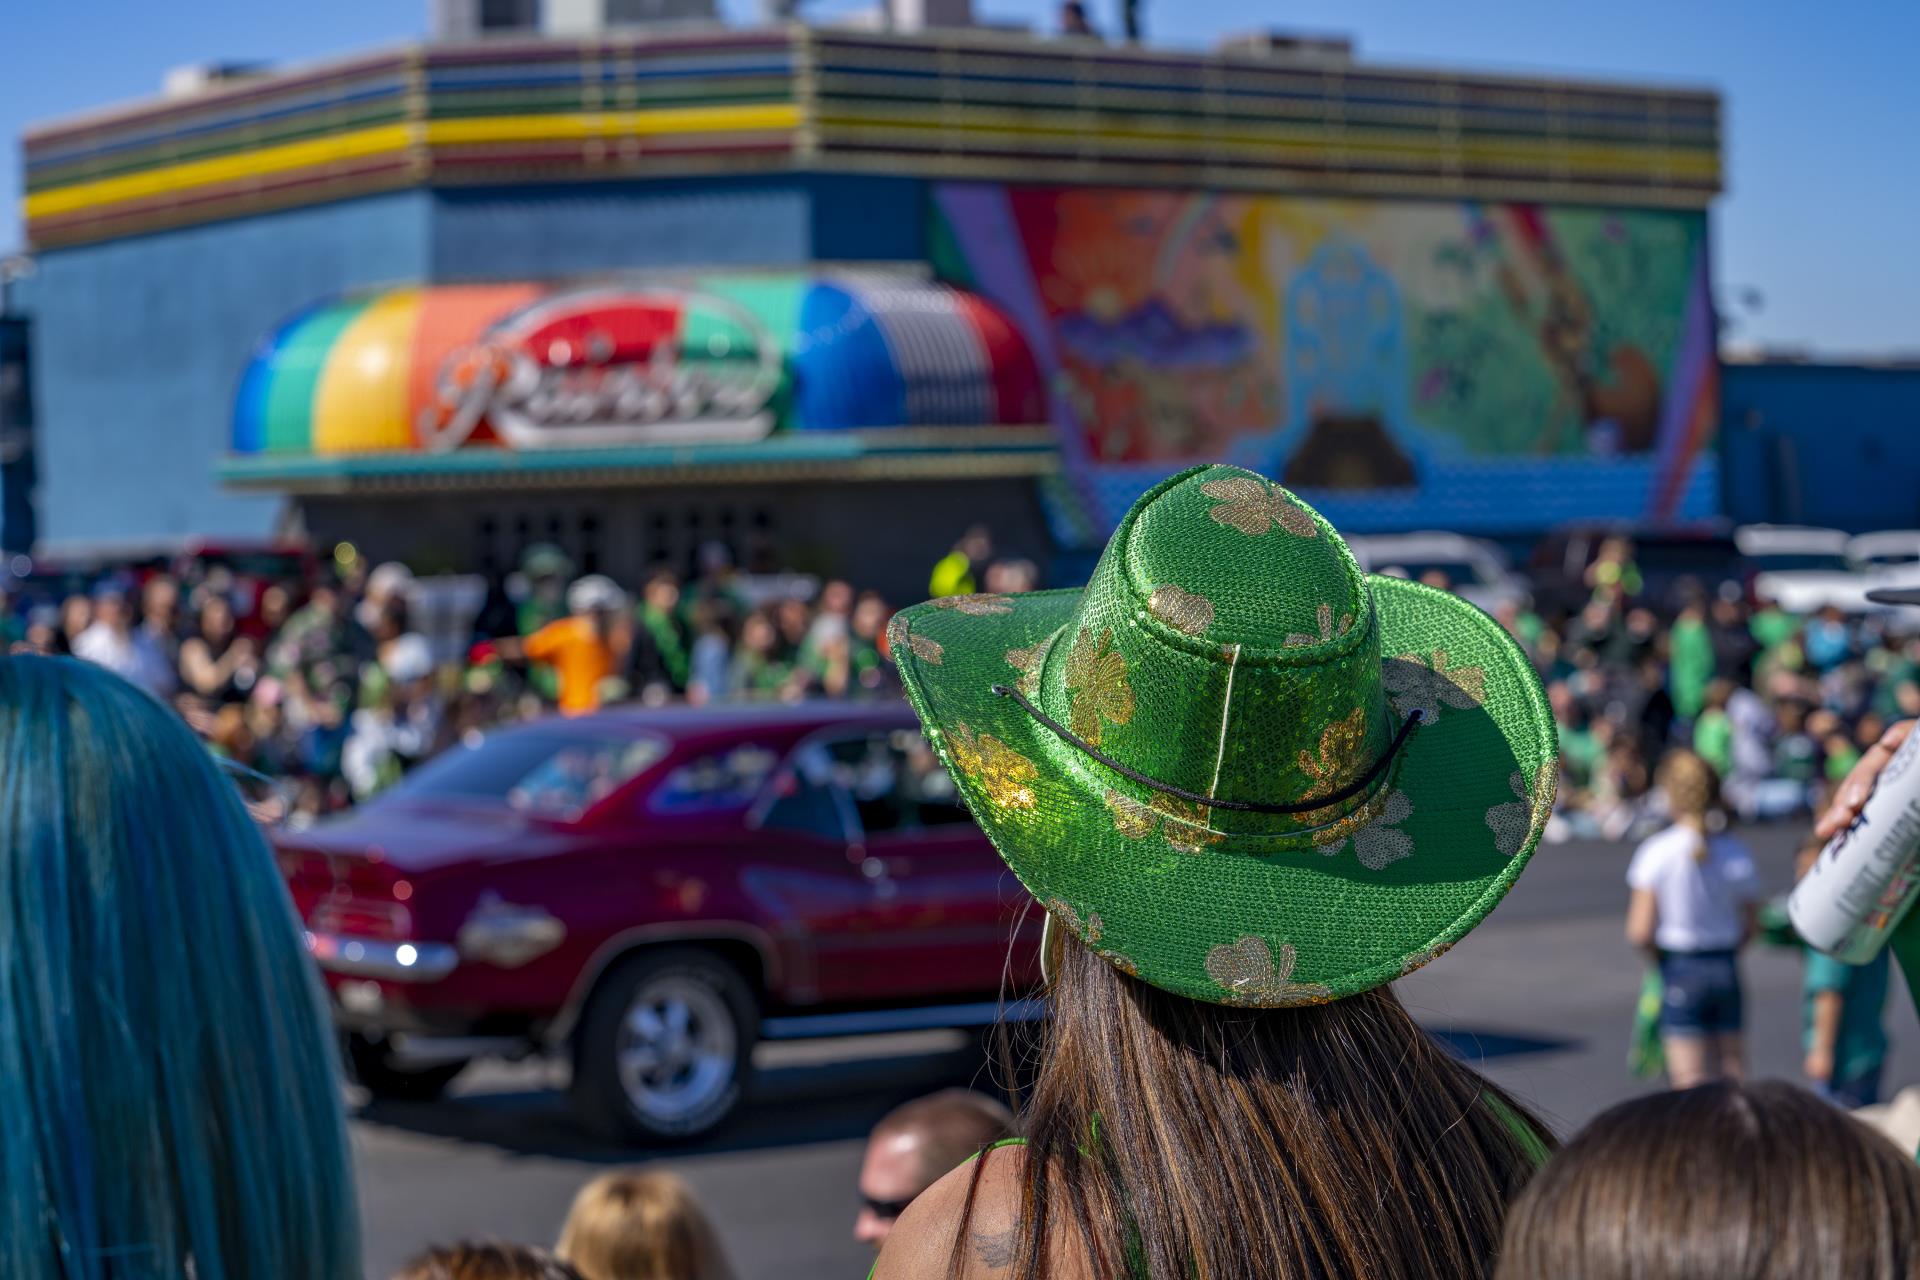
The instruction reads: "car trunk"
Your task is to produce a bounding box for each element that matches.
[273,800,547,935]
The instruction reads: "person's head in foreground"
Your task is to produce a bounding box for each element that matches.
[0,654,358,1278]
[395,1242,584,1280]
[856,1089,1017,1248]
[1495,1080,1920,1280]
[556,1170,736,1280]
[878,465,1560,1279]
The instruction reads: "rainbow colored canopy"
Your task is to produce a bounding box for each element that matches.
[232,273,1046,456]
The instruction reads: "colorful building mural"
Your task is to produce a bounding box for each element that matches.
[932,184,1719,544]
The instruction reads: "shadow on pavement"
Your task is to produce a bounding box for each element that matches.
[1432,1027,1580,1062]
[354,1019,1573,1163]
[352,1032,1004,1162]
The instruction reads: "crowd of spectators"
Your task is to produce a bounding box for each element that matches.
[1476,536,1920,842]
[19,524,1911,835]
[5,529,1037,821]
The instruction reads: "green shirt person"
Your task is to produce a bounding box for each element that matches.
[1804,947,1890,1108]
[1667,604,1715,721]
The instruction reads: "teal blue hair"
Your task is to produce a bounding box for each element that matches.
[0,656,359,1278]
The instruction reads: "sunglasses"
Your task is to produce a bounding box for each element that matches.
[860,1193,917,1222]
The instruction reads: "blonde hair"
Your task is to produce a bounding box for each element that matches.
[1656,749,1721,860]
[556,1171,735,1280]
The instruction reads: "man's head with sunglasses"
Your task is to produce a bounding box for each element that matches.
[854,1088,1015,1250]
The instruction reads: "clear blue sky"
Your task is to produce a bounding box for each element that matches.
[5,0,1915,357]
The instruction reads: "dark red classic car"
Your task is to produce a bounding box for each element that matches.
[274,701,1040,1142]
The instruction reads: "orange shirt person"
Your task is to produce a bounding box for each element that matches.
[519,576,625,716]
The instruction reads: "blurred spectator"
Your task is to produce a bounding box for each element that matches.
[58,592,91,653]
[19,604,58,655]
[684,600,736,706]
[512,575,628,718]
[855,1088,1016,1251]
[555,1170,737,1280]
[394,1243,584,1280]
[1625,751,1759,1089]
[728,609,790,699]
[73,583,175,696]
[1667,597,1714,721]
[358,560,415,632]
[1804,604,1855,674]
[179,592,260,708]
[342,633,439,800]
[633,569,690,701]
[983,558,1040,595]
[850,590,894,694]
[1586,536,1641,596]
[928,525,992,598]
[140,573,184,671]
[1792,839,1892,1107]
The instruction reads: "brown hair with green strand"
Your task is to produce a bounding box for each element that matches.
[950,930,1553,1279]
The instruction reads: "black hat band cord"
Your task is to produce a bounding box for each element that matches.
[989,682,1423,817]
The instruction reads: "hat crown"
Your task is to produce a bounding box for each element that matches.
[1122,466,1367,654]
[1033,465,1402,841]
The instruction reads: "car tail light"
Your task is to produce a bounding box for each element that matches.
[310,896,412,941]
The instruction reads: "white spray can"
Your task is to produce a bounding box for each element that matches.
[1789,727,1920,963]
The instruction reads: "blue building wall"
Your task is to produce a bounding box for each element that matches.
[19,191,433,550]
[1722,363,1920,532]
[429,174,924,279]
[16,173,930,550]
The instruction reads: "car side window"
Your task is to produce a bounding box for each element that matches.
[816,729,974,834]
[826,732,908,834]
[898,730,972,827]
[759,744,852,841]
[648,744,780,816]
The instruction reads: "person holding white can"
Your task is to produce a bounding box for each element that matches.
[1625,750,1761,1088]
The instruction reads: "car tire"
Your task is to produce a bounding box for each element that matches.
[569,948,757,1145]
[345,1032,470,1102]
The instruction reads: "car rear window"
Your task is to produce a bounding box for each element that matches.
[389,729,668,819]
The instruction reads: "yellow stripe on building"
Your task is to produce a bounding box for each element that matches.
[421,102,800,145]
[24,103,799,224]
[24,123,418,219]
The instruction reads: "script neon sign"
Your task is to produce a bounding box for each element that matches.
[418,287,783,451]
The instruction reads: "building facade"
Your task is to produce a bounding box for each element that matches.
[13,25,1724,587]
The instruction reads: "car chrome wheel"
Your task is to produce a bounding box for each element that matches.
[614,973,739,1126]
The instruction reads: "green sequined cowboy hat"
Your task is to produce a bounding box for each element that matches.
[888,464,1557,1007]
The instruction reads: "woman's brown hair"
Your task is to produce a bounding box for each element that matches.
[556,1170,736,1280]
[1495,1080,1920,1280]
[956,930,1555,1278]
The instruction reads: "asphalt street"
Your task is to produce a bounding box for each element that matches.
[351,824,1920,1278]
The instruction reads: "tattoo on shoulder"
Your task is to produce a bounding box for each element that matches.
[971,1226,1016,1271]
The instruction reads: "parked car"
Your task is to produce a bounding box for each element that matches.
[274,701,1040,1143]
[1737,524,1863,615]
[1849,531,1920,572]
[1345,532,1527,617]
